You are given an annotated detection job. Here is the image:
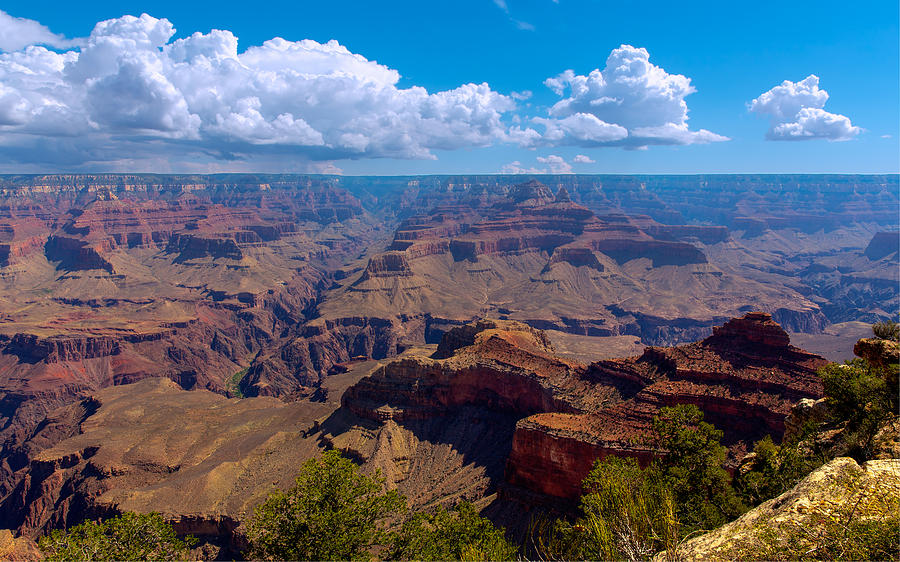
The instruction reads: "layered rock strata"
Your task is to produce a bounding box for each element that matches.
[339,313,827,503]
[321,181,828,347]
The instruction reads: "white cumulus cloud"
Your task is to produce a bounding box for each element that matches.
[533,45,727,149]
[501,154,574,174]
[500,160,542,174]
[749,75,861,141]
[0,13,519,169]
[0,10,78,52]
[572,154,594,163]
[536,154,572,173]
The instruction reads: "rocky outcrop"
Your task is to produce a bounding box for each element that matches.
[645,224,730,245]
[360,252,413,280]
[864,231,900,261]
[853,337,900,368]
[670,457,900,561]
[339,314,826,503]
[505,414,655,501]
[0,219,48,267]
[0,529,40,560]
[165,233,244,260]
[544,246,605,271]
[433,319,554,359]
[782,397,830,442]
[507,180,555,206]
[4,335,121,364]
[44,235,115,273]
[0,235,45,267]
[241,316,414,397]
[706,311,791,347]
[509,313,825,500]
[589,238,707,267]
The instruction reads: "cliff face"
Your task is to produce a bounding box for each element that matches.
[4,335,121,363]
[864,231,900,261]
[505,415,656,500]
[0,219,48,267]
[506,313,826,500]
[165,233,244,261]
[337,314,826,503]
[0,377,343,557]
[320,181,829,348]
[240,315,418,397]
[44,235,115,273]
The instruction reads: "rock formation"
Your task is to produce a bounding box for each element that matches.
[864,231,900,261]
[0,178,375,479]
[338,313,826,502]
[318,180,828,355]
[670,457,900,560]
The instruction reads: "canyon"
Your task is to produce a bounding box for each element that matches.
[0,313,828,554]
[0,173,894,550]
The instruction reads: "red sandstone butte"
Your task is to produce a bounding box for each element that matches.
[341,313,827,502]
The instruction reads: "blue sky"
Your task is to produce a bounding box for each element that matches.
[0,0,896,173]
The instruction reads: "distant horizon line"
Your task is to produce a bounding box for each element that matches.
[0,172,896,178]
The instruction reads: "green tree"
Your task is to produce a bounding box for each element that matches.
[391,501,517,561]
[246,449,406,561]
[38,512,195,561]
[532,407,744,561]
[820,357,898,461]
[551,456,679,562]
[652,404,746,532]
[734,435,818,507]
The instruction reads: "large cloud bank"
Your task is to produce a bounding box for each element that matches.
[0,13,729,169]
[531,45,728,148]
[749,75,860,141]
[0,13,515,167]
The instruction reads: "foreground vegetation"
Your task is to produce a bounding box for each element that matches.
[245,450,518,561]
[36,322,899,561]
[38,513,196,561]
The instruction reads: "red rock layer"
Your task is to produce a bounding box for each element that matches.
[379,181,709,269]
[0,218,48,266]
[340,313,827,503]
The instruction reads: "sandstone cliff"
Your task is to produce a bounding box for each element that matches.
[337,314,826,503]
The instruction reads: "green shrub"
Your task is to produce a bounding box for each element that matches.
[873,320,900,341]
[226,368,248,398]
[820,357,898,461]
[38,512,195,561]
[391,501,517,561]
[246,449,405,561]
[735,435,819,507]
